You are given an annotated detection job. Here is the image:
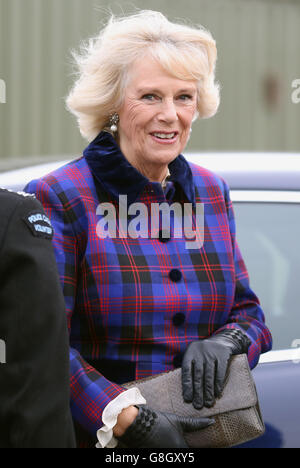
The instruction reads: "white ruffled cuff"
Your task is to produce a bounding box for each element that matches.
[96,387,146,448]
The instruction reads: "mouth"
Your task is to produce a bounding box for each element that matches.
[149,131,179,144]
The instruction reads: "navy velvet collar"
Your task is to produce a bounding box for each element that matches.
[83,131,195,205]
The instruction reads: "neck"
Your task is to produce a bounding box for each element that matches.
[120,150,169,184]
[136,162,169,183]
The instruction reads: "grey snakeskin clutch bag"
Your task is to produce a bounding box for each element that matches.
[123,354,265,448]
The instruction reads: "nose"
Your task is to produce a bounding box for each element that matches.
[158,99,178,123]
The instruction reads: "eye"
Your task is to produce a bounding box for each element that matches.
[141,94,159,101]
[178,94,194,101]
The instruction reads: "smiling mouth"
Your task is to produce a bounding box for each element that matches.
[150,131,178,142]
[151,131,177,139]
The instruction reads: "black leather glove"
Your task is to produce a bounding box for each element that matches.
[182,329,251,410]
[117,405,214,448]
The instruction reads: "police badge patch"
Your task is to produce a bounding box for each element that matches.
[23,211,54,240]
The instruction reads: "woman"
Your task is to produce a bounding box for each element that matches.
[25,11,272,448]
[0,188,75,448]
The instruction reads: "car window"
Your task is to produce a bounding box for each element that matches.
[233,202,300,351]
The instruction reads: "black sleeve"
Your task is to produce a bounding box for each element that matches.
[0,194,76,448]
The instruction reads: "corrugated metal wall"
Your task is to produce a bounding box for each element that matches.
[0,0,300,168]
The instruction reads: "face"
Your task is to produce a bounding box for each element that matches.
[117,56,198,181]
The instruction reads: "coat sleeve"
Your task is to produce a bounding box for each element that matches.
[215,180,273,369]
[0,193,75,448]
[25,179,126,437]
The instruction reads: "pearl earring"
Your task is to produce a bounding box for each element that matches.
[109,113,119,133]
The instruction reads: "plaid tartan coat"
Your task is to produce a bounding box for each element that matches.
[25,131,272,444]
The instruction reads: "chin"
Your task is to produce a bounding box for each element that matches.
[154,146,182,161]
[151,153,179,166]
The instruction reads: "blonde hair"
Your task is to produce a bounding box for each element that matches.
[66,10,220,142]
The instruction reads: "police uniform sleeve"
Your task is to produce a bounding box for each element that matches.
[0,192,76,448]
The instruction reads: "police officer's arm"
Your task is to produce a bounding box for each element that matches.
[0,192,75,448]
[25,179,133,444]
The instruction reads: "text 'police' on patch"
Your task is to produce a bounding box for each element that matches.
[23,211,54,240]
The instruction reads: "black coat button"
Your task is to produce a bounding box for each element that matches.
[172,313,185,326]
[173,354,183,368]
[169,269,182,282]
[159,229,171,243]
